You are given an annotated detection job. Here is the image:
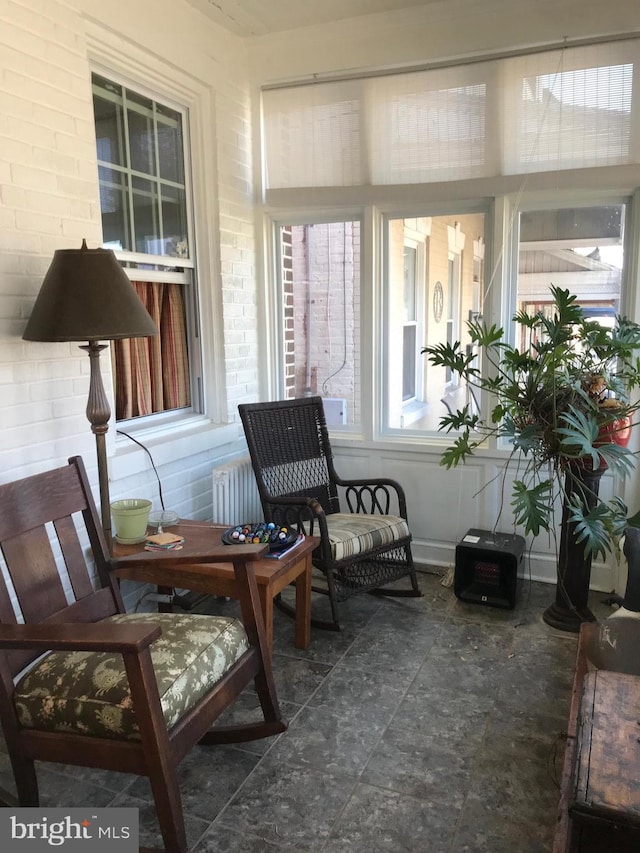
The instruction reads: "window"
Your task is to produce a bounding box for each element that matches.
[276,221,361,426]
[386,212,485,431]
[92,73,198,421]
[262,38,640,444]
[517,203,626,345]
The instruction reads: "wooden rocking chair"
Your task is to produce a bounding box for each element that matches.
[0,456,286,852]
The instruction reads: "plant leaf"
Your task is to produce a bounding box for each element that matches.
[511,479,554,536]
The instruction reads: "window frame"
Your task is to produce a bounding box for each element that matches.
[263,185,640,448]
[83,25,242,486]
[91,70,202,426]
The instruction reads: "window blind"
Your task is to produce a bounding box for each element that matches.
[262,39,640,189]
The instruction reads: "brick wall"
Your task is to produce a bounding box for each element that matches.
[0,0,256,537]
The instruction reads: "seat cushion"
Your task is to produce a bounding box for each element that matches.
[306,512,410,562]
[13,612,248,741]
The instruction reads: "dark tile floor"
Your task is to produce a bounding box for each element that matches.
[0,571,613,852]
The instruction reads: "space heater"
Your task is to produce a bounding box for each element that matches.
[454,528,525,609]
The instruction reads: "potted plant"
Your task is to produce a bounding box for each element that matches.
[423,286,640,631]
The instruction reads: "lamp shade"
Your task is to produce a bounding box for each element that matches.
[23,240,158,342]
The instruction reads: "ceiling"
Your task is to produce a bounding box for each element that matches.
[185,0,445,37]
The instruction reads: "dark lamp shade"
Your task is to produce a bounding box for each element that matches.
[23,242,158,342]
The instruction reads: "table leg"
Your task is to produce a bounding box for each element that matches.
[258,586,274,656]
[295,554,312,649]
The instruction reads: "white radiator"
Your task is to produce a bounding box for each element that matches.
[212,457,263,526]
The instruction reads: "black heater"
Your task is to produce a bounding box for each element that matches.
[454,528,525,609]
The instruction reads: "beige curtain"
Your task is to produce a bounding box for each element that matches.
[113,281,190,420]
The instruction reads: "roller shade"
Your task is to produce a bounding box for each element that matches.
[262,39,639,189]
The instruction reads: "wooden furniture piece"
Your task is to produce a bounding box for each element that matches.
[553,621,640,853]
[0,456,286,853]
[239,396,422,630]
[569,669,640,851]
[113,519,315,655]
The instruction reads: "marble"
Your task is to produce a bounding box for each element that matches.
[2,572,587,852]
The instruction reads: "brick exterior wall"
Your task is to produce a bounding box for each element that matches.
[0,0,256,546]
[281,222,360,425]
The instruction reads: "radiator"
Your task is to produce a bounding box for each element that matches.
[212,457,263,526]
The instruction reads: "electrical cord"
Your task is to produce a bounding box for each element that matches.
[117,429,166,511]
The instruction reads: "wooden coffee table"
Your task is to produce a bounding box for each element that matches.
[112,520,316,655]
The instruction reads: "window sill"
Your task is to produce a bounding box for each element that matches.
[110,417,240,480]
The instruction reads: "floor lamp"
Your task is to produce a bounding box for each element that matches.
[22,240,158,545]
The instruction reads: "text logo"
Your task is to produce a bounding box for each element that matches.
[0,808,138,851]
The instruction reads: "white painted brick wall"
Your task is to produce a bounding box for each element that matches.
[0,0,257,528]
[0,0,102,487]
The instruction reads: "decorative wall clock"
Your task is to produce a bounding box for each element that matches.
[433,280,444,323]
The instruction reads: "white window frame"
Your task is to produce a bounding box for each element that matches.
[85,25,232,474]
[92,70,201,423]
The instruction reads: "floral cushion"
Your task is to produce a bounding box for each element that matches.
[13,612,248,741]
[304,513,410,562]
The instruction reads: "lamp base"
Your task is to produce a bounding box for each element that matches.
[542,601,597,633]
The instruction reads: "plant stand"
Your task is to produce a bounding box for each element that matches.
[543,464,605,633]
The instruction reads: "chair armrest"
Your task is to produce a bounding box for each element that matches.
[0,621,161,653]
[261,496,328,533]
[336,478,408,517]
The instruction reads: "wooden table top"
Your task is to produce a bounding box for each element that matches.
[111,519,318,586]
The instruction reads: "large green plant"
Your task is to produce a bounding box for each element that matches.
[423,286,640,557]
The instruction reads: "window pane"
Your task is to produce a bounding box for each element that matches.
[517,204,625,339]
[98,166,130,251]
[132,176,160,254]
[126,90,156,176]
[278,221,360,426]
[387,212,485,431]
[403,324,417,401]
[157,105,185,183]
[161,185,188,256]
[93,77,125,168]
[91,73,189,261]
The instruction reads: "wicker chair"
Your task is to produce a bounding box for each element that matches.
[238,397,422,630]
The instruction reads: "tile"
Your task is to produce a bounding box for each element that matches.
[339,620,439,686]
[495,637,576,716]
[266,704,386,777]
[453,753,559,852]
[126,745,260,822]
[320,781,461,853]
[307,664,407,721]
[391,682,495,743]
[451,814,554,853]
[111,788,210,852]
[213,691,302,756]
[270,654,332,706]
[361,727,475,807]
[432,617,515,661]
[483,700,568,761]
[36,765,121,808]
[271,613,360,665]
[0,576,578,853]
[194,824,301,852]
[215,759,356,850]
